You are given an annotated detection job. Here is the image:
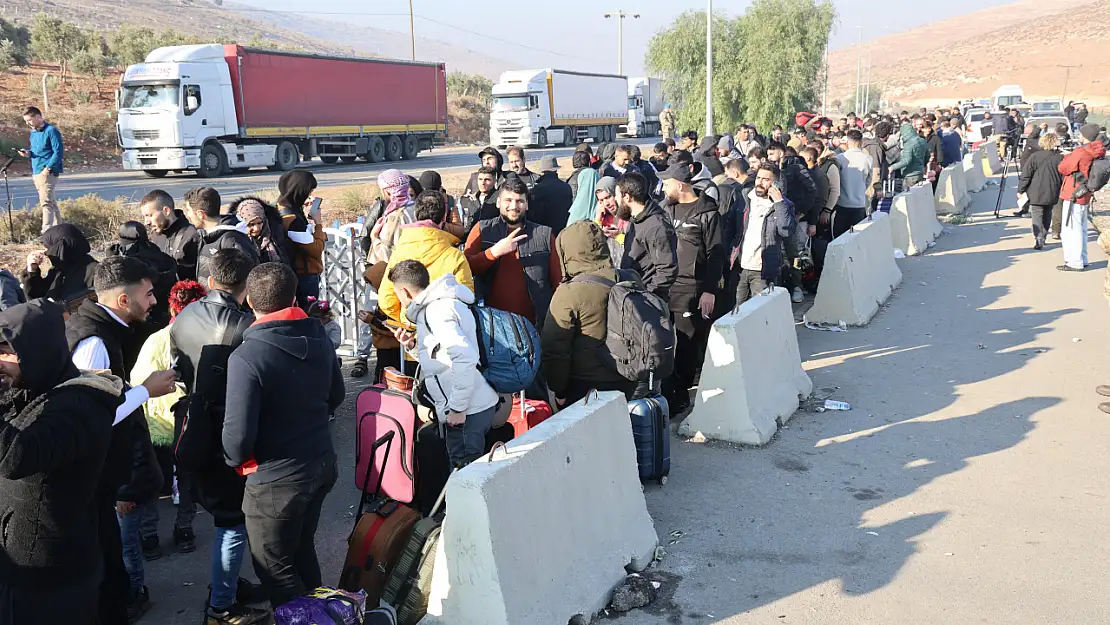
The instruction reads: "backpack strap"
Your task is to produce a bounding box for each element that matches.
[468,304,490,372]
[571,273,616,288]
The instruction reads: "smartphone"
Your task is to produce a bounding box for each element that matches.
[308,197,323,222]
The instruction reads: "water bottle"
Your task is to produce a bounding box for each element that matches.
[823,399,852,411]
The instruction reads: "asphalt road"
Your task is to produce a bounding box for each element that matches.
[4,141,658,208]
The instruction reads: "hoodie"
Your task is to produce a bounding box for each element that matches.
[541,221,625,396]
[695,136,725,178]
[405,274,498,418]
[1058,139,1107,205]
[0,300,122,588]
[107,221,179,326]
[223,308,344,482]
[665,191,725,300]
[890,123,928,178]
[377,224,474,326]
[198,214,259,282]
[22,224,98,301]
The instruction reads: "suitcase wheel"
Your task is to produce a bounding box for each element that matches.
[658,476,668,486]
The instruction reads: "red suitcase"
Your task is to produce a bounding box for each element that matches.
[506,392,554,438]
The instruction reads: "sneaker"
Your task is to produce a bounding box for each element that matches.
[236,578,269,605]
[141,535,161,561]
[1056,265,1084,272]
[174,527,196,554]
[203,603,271,625]
[791,287,804,303]
[127,586,151,623]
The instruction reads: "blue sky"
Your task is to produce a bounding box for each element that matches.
[232,0,1016,75]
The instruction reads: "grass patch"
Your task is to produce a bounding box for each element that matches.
[939,213,971,225]
[0,194,136,247]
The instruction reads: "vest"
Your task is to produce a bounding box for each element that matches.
[65,299,135,379]
[476,217,554,328]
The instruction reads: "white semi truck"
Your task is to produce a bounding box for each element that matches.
[489,68,627,148]
[623,77,664,137]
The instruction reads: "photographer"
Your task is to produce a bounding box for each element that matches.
[16,106,64,234]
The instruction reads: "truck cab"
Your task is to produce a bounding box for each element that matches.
[992,85,1025,110]
[118,44,238,177]
[489,70,551,148]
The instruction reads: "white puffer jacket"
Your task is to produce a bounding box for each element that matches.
[405,273,498,418]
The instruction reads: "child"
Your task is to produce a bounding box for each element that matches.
[306,296,342,350]
[387,260,498,467]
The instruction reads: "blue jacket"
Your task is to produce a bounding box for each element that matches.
[940,130,963,166]
[28,122,64,175]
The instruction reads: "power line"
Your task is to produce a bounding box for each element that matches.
[414,15,595,61]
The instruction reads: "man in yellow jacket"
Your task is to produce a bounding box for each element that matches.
[377,190,475,330]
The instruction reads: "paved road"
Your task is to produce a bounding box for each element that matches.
[136,170,1110,624]
[5,141,657,207]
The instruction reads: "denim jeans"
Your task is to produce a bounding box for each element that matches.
[209,525,249,611]
[444,405,496,467]
[244,454,338,608]
[116,507,145,593]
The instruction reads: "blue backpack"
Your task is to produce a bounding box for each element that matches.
[470,304,541,394]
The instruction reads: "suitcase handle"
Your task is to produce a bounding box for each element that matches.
[583,389,600,405]
[485,441,507,463]
[354,430,396,529]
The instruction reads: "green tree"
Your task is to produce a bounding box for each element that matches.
[0,18,32,67]
[645,0,836,134]
[107,25,160,67]
[29,14,90,81]
[446,71,494,103]
[70,35,113,77]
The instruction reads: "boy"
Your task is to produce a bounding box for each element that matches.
[387,260,499,467]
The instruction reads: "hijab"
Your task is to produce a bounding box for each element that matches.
[276,170,317,230]
[42,223,91,266]
[567,168,601,225]
[236,199,286,263]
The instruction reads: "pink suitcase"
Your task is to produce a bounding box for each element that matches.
[355,382,419,504]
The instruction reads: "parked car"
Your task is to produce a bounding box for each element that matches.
[1030,100,1063,118]
[964,108,993,145]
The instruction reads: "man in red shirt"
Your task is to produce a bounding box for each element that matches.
[1056,124,1106,272]
[464,176,562,328]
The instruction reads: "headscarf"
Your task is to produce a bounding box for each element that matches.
[567,168,601,225]
[377,169,412,215]
[115,221,155,257]
[236,198,285,263]
[277,170,317,230]
[0,299,78,398]
[593,176,625,230]
[168,280,207,317]
[41,223,91,265]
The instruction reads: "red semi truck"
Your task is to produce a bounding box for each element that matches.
[118,44,448,177]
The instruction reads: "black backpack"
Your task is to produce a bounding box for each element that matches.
[1072,156,1110,199]
[571,270,675,382]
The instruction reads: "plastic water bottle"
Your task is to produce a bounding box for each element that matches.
[823,399,852,411]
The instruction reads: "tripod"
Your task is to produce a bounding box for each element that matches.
[0,155,15,243]
[993,134,1021,219]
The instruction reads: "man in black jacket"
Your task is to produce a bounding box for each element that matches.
[694,135,725,178]
[629,145,660,197]
[462,146,505,197]
[529,155,574,235]
[170,249,268,625]
[658,163,724,414]
[715,158,752,314]
[505,146,541,189]
[1016,134,1064,250]
[224,263,344,608]
[616,172,678,301]
[458,167,501,234]
[184,187,260,282]
[142,189,201,282]
[0,300,121,625]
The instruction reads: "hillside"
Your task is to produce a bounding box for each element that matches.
[827,0,1109,110]
[0,0,513,76]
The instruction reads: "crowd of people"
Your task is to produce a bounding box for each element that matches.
[1,96,1106,625]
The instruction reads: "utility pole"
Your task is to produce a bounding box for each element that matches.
[854,25,862,113]
[863,48,872,112]
[1059,64,1079,102]
[822,40,829,117]
[706,0,713,136]
[408,0,416,60]
[604,10,640,75]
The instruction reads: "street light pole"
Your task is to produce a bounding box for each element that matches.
[864,48,872,112]
[706,0,713,136]
[822,39,829,117]
[604,10,640,75]
[408,0,416,60]
[1059,64,1079,102]
[854,25,862,113]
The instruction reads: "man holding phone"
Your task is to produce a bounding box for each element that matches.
[18,106,64,233]
[183,187,259,281]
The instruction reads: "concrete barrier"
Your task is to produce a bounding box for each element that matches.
[983,141,1002,175]
[424,391,658,625]
[963,150,986,192]
[935,164,967,215]
[677,288,812,446]
[890,185,943,256]
[804,211,903,327]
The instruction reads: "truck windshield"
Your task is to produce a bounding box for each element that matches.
[121,84,180,109]
[628,96,638,108]
[492,95,531,112]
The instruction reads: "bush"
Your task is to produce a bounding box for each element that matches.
[327,184,379,224]
[70,45,113,77]
[0,195,137,246]
[0,40,18,72]
[448,95,490,144]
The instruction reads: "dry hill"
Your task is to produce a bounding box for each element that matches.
[827,0,1109,110]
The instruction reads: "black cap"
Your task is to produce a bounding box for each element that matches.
[658,162,693,184]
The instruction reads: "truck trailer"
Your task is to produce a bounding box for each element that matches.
[489,68,627,148]
[623,77,664,137]
[118,44,448,178]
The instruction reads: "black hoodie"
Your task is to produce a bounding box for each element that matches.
[463,147,506,197]
[695,136,725,178]
[107,221,179,327]
[197,214,259,282]
[22,224,98,301]
[664,193,725,301]
[0,300,120,588]
[223,311,344,482]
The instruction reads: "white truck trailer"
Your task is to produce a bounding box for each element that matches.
[623,77,664,137]
[489,68,627,148]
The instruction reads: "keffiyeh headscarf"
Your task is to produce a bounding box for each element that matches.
[377,169,411,214]
[236,199,283,262]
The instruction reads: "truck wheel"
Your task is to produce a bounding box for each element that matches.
[562,127,576,147]
[144,170,168,179]
[401,135,419,160]
[197,144,226,178]
[320,156,339,164]
[268,141,299,172]
[537,129,548,148]
[385,135,403,161]
[340,156,358,163]
[366,137,386,163]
